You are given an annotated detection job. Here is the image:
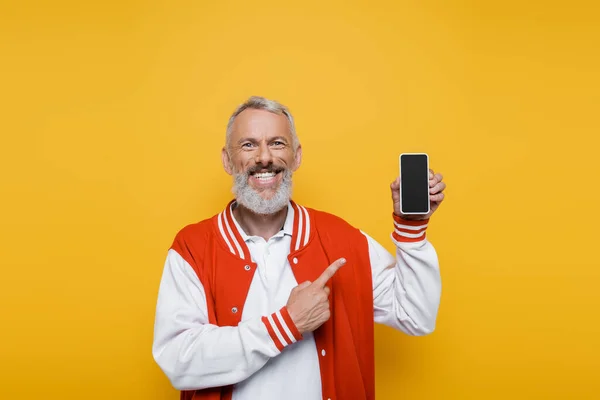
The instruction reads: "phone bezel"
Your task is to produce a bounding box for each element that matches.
[399,153,431,215]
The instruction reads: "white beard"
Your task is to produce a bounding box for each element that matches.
[232,168,293,215]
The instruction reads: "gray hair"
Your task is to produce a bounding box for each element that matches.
[225,96,299,152]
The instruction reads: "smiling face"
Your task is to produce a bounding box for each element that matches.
[222,108,302,214]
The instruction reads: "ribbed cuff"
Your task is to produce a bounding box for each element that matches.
[261,307,303,351]
[392,213,429,243]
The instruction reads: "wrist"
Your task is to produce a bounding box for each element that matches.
[286,306,303,334]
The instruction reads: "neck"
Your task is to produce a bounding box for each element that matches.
[233,202,288,241]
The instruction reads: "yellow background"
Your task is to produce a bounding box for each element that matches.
[1,1,599,399]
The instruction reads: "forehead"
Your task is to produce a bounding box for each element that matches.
[229,108,291,141]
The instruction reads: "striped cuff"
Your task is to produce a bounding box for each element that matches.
[261,307,303,352]
[392,213,429,243]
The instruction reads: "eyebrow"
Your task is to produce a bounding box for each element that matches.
[269,136,289,143]
[236,136,289,144]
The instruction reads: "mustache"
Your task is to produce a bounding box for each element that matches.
[244,165,285,175]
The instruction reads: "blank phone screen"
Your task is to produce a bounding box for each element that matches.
[400,154,429,213]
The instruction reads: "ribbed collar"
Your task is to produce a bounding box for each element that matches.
[230,202,294,242]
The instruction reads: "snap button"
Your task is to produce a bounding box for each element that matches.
[321,349,326,356]
[293,257,298,264]
[232,307,238,313]
[244,265,251,271]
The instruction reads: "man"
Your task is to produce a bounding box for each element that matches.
[152,96,445,400]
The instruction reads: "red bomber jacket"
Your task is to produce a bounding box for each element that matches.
[171,201,376,400]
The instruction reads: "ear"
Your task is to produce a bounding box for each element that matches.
[292,144,302,172]
[221,147,233,175]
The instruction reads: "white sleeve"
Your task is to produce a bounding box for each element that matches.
[363,220,442,335]
[152,249,302,390]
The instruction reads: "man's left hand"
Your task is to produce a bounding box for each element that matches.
[390,170,446,220]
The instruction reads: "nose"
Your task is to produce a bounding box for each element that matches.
[255,142,273,167]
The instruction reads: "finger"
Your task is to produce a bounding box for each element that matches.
[429,170,437,187]
[314,258,346,287]
[296,280,312,290]
[391,178,400,202]
[430,192,445,202]
[429,181,446,194]
[429,173,444,188]
[429,175,438,187]
[323,286,331,296]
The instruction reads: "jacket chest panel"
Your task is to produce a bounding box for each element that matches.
[210,247,258,327]
[210,240,335,326]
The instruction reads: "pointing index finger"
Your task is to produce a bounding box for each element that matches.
[314,258,346,287]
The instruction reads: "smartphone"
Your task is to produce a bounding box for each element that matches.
[399,153,430,215]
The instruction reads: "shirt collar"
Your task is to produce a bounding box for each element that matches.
[230,202,294,242]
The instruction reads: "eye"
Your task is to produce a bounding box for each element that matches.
[241,142,255,149]
[271,141,286,147]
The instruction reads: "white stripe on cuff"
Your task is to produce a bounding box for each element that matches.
[394,229,426,239]
[394,221,428,231]
[275,311,296,344]
[267,314,288,346]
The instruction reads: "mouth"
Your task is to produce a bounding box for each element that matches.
[248,169,283,188]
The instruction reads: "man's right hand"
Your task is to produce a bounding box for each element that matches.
[286,258,346,335]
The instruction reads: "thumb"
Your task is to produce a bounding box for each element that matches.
[390,177,400,201]
[390,177,400,199]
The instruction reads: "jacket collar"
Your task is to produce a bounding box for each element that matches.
[216,200,312,260]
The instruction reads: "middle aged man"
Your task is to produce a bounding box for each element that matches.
[152,96,445,400]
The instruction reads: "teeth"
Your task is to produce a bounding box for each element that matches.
[254,172,276,179]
